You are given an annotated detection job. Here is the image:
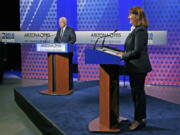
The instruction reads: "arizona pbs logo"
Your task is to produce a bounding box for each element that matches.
[2,33,15,42]
[24,32,52,43]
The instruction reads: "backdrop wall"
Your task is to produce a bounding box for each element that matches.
[20,0,180,86]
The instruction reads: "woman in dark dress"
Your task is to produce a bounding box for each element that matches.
[117,6,152,131]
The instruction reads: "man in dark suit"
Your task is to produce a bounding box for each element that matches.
[54,17,76,44]
[54,17,76,90]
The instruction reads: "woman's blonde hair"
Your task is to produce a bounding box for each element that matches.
[129,6,149,27]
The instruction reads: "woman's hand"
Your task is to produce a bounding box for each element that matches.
[116,52,125,57]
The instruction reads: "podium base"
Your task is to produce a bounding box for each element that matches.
[39,89,73,96]
[88,117,128,133]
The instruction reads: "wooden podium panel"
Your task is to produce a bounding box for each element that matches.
[88,65,127,132]
[40,53,73,95]
[85,48,127,133]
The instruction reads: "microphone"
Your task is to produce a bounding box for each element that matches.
[93,36,103,49]
[93,29,118,49]
[101,29,118,48]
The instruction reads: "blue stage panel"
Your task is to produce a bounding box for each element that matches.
[15,81,180,135]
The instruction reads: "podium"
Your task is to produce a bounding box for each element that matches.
[85,46,126,132]
[36,43,74,95]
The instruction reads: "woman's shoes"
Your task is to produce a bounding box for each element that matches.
[129,119,146,131]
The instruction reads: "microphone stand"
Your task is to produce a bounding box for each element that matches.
[101,30,118,48]
[93,36,102,49]
[93,30,118,49]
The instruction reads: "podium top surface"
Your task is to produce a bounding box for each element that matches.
[85,47,124,65]
[95,46,123,56]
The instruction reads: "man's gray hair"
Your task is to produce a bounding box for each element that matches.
[60,17,67,24]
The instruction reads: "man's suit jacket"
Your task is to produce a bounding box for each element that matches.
[54,26,76,44]
[122,26,152,73]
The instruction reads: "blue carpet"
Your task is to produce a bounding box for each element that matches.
[15,81,180,135]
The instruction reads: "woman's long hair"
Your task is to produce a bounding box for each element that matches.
[129,6,149,27]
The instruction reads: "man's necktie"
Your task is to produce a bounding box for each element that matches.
[60,29,64,41]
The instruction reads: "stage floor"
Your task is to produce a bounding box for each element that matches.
[14,81,180,135]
